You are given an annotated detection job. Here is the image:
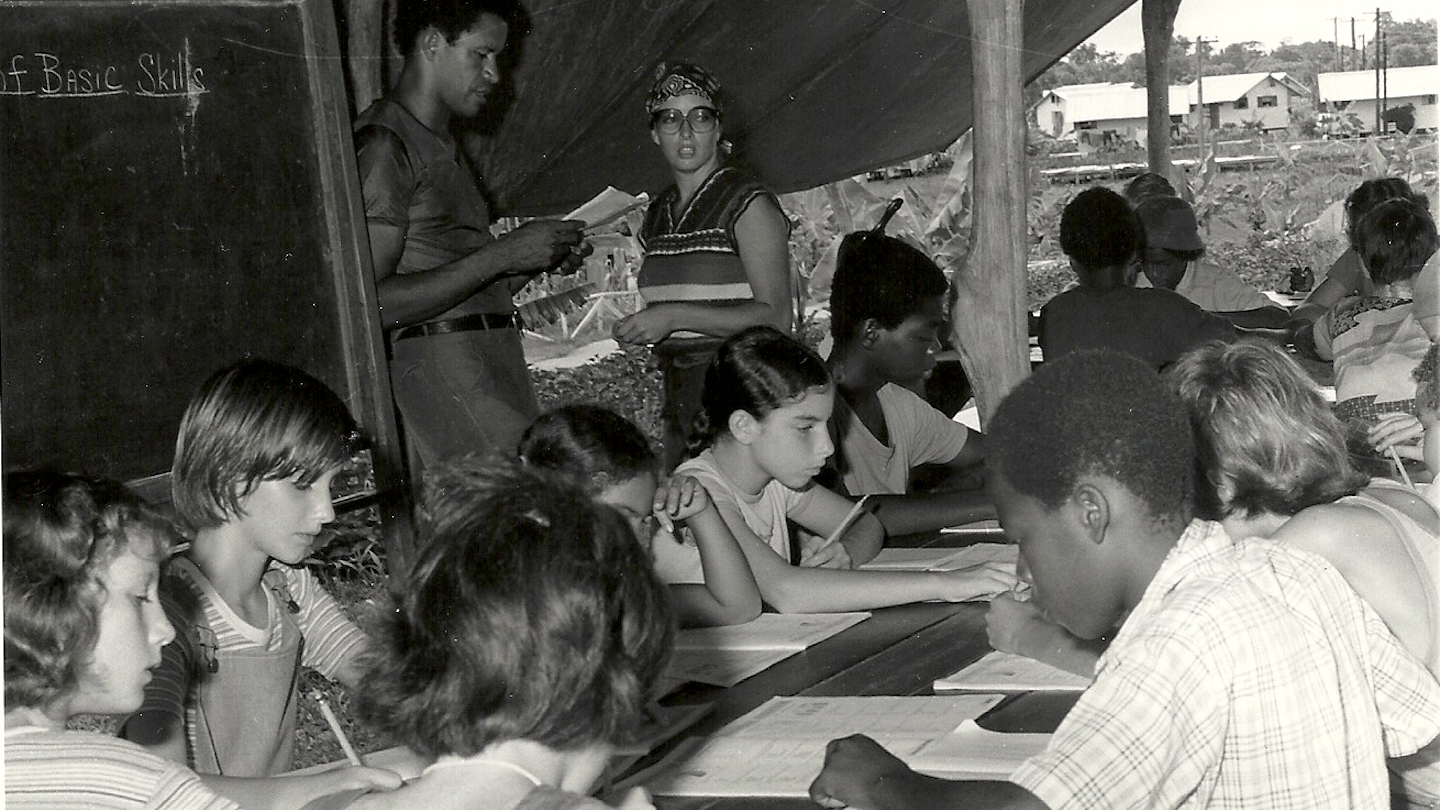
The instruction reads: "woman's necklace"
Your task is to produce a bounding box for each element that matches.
[422,754,545,788]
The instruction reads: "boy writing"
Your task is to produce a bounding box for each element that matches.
[810,350,1440,810]
[124,359,389,805]
[825,231,993,536]
[1038,186,1235,371]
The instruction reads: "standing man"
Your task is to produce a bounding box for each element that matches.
[354,0,589,477]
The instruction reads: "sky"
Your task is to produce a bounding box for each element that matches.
[1082,0,1438,57]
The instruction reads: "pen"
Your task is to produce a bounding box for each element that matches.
[314,693,363,767]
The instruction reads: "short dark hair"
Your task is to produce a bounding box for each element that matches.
[356,459,674,757]
[393,0,528,56]
[4,471,177,711]
[1122,172,1177,207]
[1060,187,1142,273]
[1353,198,1438,286]
[1345,177,1428,246]
[1167,340,1367,520]
[829,232,949,344]
[988,350,1194,529]
[171,359,362,534]
[690,326,831,456]
[518,405,657,494]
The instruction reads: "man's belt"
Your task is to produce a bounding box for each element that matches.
[392,312,524,341]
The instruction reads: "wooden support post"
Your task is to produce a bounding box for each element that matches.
[955,0,1030,424]
[1141,0,1182,177]
[343,0,385,114]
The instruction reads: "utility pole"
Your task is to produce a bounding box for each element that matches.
[1351,18,1358,70]
[1195,36,1217,158]
[1330,17,1342,70]
[1374,8,1382,133]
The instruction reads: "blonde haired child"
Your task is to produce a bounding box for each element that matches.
[675,326,1016,613]
[123,359,397,806]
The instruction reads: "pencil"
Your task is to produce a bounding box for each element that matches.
[1387,445,1416,489]
[315,694,363,767]
[816,495,872,555]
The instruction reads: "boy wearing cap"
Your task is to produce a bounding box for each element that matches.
[1134,196,1289,328]
[1038,187,1235,371]
[824,231,993,537]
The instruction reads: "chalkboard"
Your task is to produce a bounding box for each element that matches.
[0,0,409,549]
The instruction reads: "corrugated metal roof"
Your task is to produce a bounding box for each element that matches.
[1318,65,1440,102]
[1043,82,1189,122]
[1185,72,1308,102]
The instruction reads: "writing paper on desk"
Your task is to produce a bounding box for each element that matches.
[674,611,869,651]
[862,543,1017,572]
[909,719,1052,779]
[934,650,1092,693]
[642,695,1005,798]
[565,186,649,232]
[666,612,871,687]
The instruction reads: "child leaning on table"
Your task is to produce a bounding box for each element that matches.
[809,350,1440,810]
[122,359,396,805]
[329,459,674,810]
[518,404,761,627]
[5,471,239,809]
[824,230,995,536]
[672,325,1016,613]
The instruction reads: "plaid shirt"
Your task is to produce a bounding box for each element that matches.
[1013,520,1440,810]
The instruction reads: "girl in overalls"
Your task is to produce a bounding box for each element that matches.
[123,359,392,804]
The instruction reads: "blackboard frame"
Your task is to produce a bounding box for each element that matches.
[0,0,414,562]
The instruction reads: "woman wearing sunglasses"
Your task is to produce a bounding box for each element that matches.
[614,62,795,470]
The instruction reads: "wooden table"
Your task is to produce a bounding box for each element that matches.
[638,533,1079,809]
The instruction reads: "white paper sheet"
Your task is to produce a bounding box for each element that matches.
[909,719,1053,779]
[933,650,1092,693]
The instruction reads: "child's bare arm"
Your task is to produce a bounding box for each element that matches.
[865,490,997,537]
[655,476,762,627]
[789,486,885,567]
[199,768,402,810]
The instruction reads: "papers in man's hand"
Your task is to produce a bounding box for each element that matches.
[667,613,870,687]
[909,719,1052,779]
[565,186,649,233]
[860,543,1017,572]
[641,695,1006,798]
[933,650,1092,693]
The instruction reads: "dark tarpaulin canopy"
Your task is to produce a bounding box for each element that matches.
[470,0,1137,217]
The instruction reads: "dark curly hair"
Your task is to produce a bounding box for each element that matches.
[518,404,657,494]
[1060,186,1143,274]
[4,471,177,712]
[356,459,674,757]
[829,232,949,344]
[1344,177,1428,246]
[393,0,529,56]
[1352,198,1438,286]
[988,350,1194,530]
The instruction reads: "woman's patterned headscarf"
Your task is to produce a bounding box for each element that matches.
[645,62,723,116]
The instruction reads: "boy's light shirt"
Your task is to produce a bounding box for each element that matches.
[1011,520,1440,810]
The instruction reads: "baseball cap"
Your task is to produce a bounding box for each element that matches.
[1135,196,1204,252]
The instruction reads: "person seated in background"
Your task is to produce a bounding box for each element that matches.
[823,231,993,536]
[1132,196,1290,328]
[1288,177,1428,330]
[1121,170,1178,208]
[1037,186,1235,372]
[808,350,1440,810]
[1298,197,1437,472]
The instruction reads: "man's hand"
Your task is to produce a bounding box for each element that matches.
[498,219,586,272]
[810,734,916,809]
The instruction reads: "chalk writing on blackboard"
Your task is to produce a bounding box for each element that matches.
[1,47,207,98]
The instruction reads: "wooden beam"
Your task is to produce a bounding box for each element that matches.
[343,0,385,114]
[955,0,1030,424]
[1141,0,1182,175]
